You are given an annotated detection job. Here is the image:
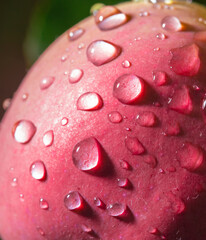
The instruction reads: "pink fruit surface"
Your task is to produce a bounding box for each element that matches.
[1,1,206,240]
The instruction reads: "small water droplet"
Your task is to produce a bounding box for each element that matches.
[113,74,145,105]
[39,198,49,210]
[161,16,182,32]
[61,54,68,62]
[43,130,54,147]
[19,194,24,202]
[2,98,11,110]
[117,178,130,188]
[119,159,130,170]
[177,142,204,172]
[78,43,85,49]
[153,47,160,52]
[125,136,145,155]
[22,93,28,101]
[169,85,193,114]
[36,226,45,236]
[144,155,157,168]
[68,27,85,41]
[72,137,102,172]
[202,97,206,122]
[94,197,105,208]
[30,161,47,180]
[77,92,103,111]
[69,69,83,83]
[108,111,123,123]
[194,31,206,42]
[136,111,157,127]
[61,117,69,126]
[170,43,200,76]
[152,71,168,86]
[162,121,180,136]
[64,191,84,211]
[107,203,128,217]
[12,120,36,144]
[11,177,18,187]
[95,6,128,31]
[156,33,167,40]
[81,224,93,233]
[122,60,131,68]
[40,76,55,90]
[139,11,150,17]
[87,40,121,66]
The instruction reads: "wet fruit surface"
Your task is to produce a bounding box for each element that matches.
[1,1,206,240]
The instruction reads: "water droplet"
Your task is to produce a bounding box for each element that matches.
[11,177,18,187]
[162,121,180,136]
[169,85,193,114]
[19,194,24,202]
[69,69,83,83]
[68,27,85,41]
[156,33,167,40]
[77,92,103,111]
[177,142,204,172]
[61,117,69,126]
[144,155,157,168]
[2,98,11,110]
[152,71,168,86]
[39,198,49,210]
[12,120,36,144]
[30,161,47,180]
[119,159,130,170]
[125,136,145,155]
[43,130,54,147]
[122,60,131,68]
[72,137,102,172]
[194,31,206,42]
[61,55,68,62]
[36,226,45,236]
[166,192,185,215]
[81,224,93,233]
[95,6,128,31]
[202,97,206,122]
[136,111,156,127]
[40,76,55,90]
[153,47,160,52]
[170,43,200,76]
[78,43,85,49]
[22,93,28,101]
[161,16,182,32]
[139,11,150,17]
[125,127,132,132]
[107,203,128,217]
[64,191,84,211]
[113,74,145,104]
[108,111,123,123]
[117,178,130,188]
[94,197,105,208]
[87,40,121,66]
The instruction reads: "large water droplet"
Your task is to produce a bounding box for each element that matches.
[144,155,157,168]
[39,198,49,210]
[87,40,121,66]
[94,197,105,208]
[113,74,145,104]
[136,111,156,127]
[125,136,145,155]
[12,120,36,144]
[161,16,182,32]
[170,43,200,76]
[72,137,102,172]
[108,111,123,123]
[40,76,55,90]
[69,69,83,84]
[77,92,103,111]
[68,27,85,41]
[95,6,128,31]
[169,85,193,114]
[162,121,180,136]
[177,142,204,172]
[43,130,54,147]
[152,71,168,86]
[64,191,84,211]
[107,203,128,217]
[194,31,206,42]
[30,161,47,180]
[2,98,11,110]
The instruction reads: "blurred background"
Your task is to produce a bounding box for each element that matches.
[0,0,205,120]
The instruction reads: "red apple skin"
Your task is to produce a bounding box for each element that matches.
[1,1,206,240]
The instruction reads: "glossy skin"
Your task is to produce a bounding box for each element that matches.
[1,1,206,239]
